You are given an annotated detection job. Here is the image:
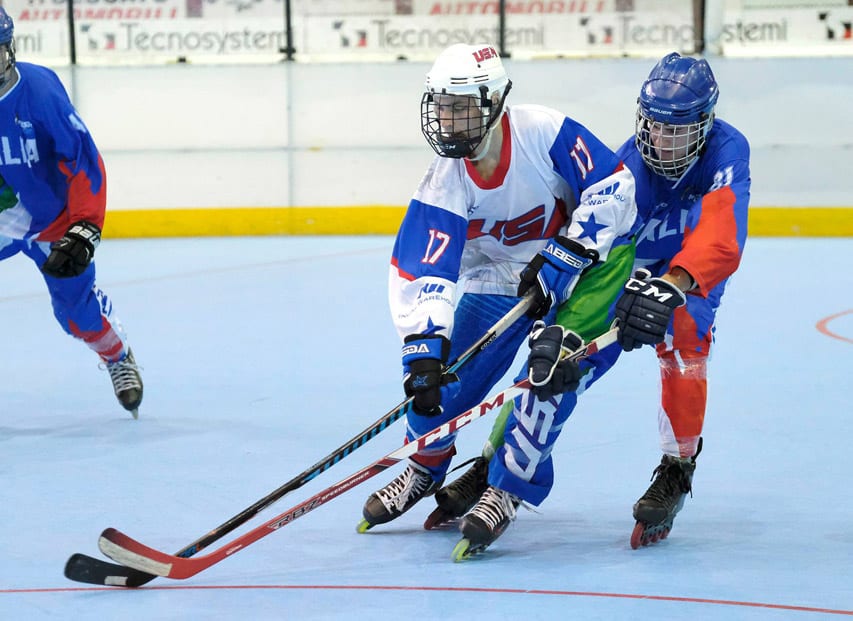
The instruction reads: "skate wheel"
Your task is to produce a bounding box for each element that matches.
[630,522,645,549]
[424,507,456,531]
[451,538,472,562]
[356,519,373,534]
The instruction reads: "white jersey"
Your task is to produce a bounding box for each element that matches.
[389,104,637,340]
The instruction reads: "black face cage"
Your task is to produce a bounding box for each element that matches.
[634,107,714,179]
[0,40,15,88]
[421,83,507,159]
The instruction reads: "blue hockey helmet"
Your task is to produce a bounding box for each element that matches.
[0,7,12,44]
[635,53,719,179]
[0,6,15,89]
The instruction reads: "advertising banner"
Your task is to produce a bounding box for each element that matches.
[5,0,851,64]
[719,7,852,56]
[298,11,695,60]
[10,7,694,63]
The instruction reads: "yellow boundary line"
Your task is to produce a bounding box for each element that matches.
[103,206,853,238]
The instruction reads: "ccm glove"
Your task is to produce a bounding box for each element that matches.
[518,236,599,319]
[527,321,584,401]
[402,334,460,416]
[41,220,101,278]
[614,268,687,352]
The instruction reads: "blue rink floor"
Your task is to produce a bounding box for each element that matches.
[1,236,852,620]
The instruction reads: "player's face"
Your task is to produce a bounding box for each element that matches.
[432,94,483,141]
[648,121,692,162]
[0,41,13,90]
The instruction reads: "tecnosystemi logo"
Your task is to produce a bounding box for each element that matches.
[579,16,613,44]
[333,20,368,48]
[80,23,116,50]
[819,11,852,41]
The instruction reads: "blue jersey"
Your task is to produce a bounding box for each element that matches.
[0,62,106,242]
[616,119,751,301]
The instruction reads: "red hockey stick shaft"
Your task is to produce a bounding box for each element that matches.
[98,328,617,581]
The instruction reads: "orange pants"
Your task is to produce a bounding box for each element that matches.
[655,304,711,458]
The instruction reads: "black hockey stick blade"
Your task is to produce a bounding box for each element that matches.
[64,552,154,588]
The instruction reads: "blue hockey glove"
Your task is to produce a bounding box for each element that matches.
[41,220,101,279]
[517,235,599,319]
[402,334,460,416]
[614,269,686,352]
[527,321,584,401]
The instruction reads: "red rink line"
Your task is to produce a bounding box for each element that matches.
[2,584,851,615]
[817,309,853,345]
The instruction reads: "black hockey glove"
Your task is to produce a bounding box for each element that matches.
[41,220,101,278]
[527,321,584,401]
[402,334,460,416]
[517,236,599,319]
[614,268,686,352]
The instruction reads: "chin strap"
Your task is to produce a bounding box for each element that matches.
[467,121,498,162]
[467,81,512,162]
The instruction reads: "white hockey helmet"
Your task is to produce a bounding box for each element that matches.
[421,44,512,159]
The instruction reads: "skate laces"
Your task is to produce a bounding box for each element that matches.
[645,457,693,504]
[376,465,434,513]
[102,353,142,393]
[470,486,520,530]
[446,456,488,498]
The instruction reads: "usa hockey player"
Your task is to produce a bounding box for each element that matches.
[436,52,750,558]
[0,7,143,417]
[356,43,638,534]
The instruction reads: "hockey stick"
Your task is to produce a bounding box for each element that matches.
[64,294,535,587]
[96,328,618,581]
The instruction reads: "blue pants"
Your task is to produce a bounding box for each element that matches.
[487,271,728,505]
[405,293,554,480]
[488,342,623,505]
[484,240,638,504]
[1,237,127,360]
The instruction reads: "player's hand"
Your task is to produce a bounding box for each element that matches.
[614,269,686,351]
[527,321,584,401]
[517,235,598,318]
[41,220,101,278]
[402,334,460,416]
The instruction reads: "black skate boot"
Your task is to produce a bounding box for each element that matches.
[105,348,143,419]
[452,485,520,561]
[357,461,443,533]
[424,456,489,530]
[630,438,702,549]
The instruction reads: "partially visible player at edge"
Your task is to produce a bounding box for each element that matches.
[355,42,638,543]
[0,7,143,417]
[435,51,751,556]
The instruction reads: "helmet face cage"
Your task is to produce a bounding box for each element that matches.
[0,7,15,89]
[0,40,16,87]
[634,52,718,179]
[419,44,510,159]
[421,86,498,159]
[635,107,714,179]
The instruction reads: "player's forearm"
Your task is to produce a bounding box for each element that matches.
[660,266,695,293]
